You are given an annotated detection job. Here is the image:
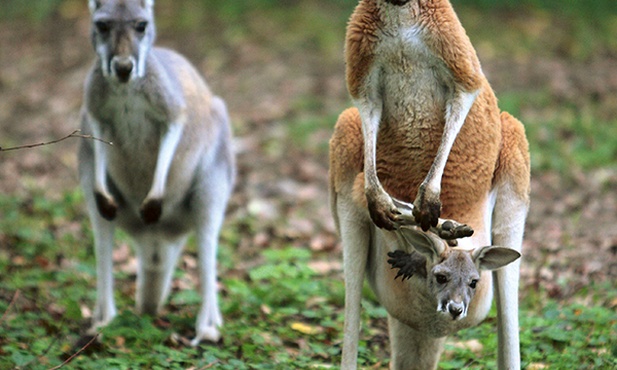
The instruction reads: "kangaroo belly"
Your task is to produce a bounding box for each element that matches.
[374,34,451,205]
[375,80,501,222]
[372,25,502,222]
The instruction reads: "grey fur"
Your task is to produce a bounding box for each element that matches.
[79,0,234,345]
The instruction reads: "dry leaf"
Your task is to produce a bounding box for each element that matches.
[527,363,549,370]
[291,322,322,335]
[452,339,483,354]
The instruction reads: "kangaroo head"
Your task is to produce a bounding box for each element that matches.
[396,227,521,320]
[89,0,155,83]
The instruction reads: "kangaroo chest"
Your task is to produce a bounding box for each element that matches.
[376,19,454,125]
[97,89,167,198]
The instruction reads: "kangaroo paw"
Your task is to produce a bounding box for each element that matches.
[94,191,117,221]
[391,198,473,241]
[140,198,163,225]
[413,190,441,232]
[367,190,401,231]
[437,221,474,240]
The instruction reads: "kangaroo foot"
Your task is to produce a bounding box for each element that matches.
[387,250,428,281]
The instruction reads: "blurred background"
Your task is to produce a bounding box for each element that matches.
[0,0,616,368]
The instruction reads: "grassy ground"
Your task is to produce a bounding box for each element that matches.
[0,192,615,369]
[1,0,617,369]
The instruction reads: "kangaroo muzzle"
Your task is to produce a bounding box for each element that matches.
[111,56,136,83]
[439,299,467,320]
[447,301,466,320]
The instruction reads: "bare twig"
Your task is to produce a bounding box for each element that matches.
[0,290,20,325]
[19,334,62,369]
[0,129,112,152]
[48,334,100,370]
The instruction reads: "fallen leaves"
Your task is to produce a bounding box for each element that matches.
[527,363,549,370]
[307,260,342,275]
[451,339,483,354]
[290,321,323,335]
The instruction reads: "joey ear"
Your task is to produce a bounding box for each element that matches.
[472,246,521,271]
[397,227,447,261]
[88,0,101,13]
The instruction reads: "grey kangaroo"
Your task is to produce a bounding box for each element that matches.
[79,0,235,345]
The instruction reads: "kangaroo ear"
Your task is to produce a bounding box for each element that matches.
[88,0,101,13]
[143,0,154,8]
[396,226,447,261]
[472,246,521,271]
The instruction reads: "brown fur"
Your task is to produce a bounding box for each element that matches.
[494,112,531,198]
[346,0,483,99]
[331,1,531,368]
[338,0,531,230]
[330,88,522,232]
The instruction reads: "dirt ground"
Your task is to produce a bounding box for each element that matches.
[1,9,616,305]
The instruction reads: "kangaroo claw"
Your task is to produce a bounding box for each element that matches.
[95,191,117,221]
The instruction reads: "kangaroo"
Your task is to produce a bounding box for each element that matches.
[330,0,530,369]
[385,226,519,369]
[79,0,235,345]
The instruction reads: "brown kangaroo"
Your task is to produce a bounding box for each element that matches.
[330,0,530,368]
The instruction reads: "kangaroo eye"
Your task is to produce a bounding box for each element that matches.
[135,21,148,33]
[470,279,479,289]
[435,275,448,284]
[95,21,110,35]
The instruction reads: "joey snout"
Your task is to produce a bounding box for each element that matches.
[447,301,465,320]
[439,300,467,320]
[140,197,163,225]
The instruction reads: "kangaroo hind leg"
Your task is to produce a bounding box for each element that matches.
[79,141,118,332]
[339,200,371,370]
[191,155,234,345]
[491,112,530,370]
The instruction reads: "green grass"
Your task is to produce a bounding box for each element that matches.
[442,292,617,369]
[1,193,616,369]
[2,0,617,368]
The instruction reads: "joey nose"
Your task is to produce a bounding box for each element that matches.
[113,59,134,83]
[448,302,464,319]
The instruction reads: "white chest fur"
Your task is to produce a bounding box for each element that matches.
[374,21,454,124]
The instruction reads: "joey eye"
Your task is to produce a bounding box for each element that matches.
[435,275,448,284]
[470,279,479,289]
[135,21,148,33]
[95,21,111,35]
